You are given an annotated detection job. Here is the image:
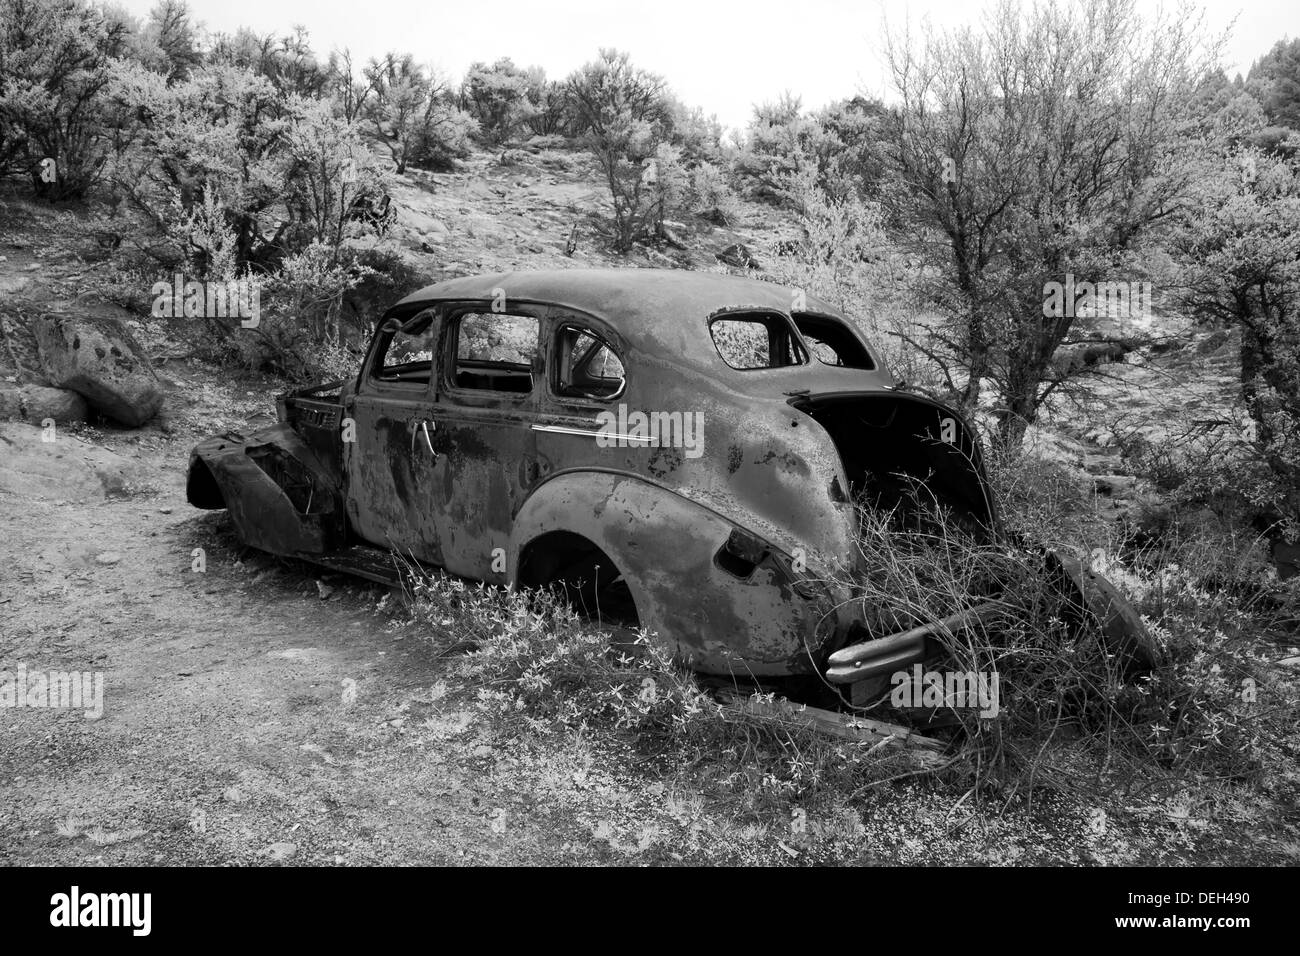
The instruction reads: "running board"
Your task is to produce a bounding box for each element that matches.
[295,544,414,587]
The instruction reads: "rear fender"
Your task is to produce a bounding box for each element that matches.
[508,470,839,676]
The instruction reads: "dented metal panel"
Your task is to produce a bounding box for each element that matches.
[189,425,344,555]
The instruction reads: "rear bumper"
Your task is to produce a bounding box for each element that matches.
[824,602,1004,685]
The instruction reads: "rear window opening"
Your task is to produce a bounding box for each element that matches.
[710,312,807,370]
[794,395,993,536]
[554,324,626,400]
[793,313,875,369]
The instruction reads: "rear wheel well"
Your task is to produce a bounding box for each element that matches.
[517,531,639,627]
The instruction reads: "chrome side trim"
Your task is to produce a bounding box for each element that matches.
[530,424,656,444]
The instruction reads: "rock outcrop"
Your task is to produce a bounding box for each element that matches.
[0,384,88,424]
[33,312,163,426]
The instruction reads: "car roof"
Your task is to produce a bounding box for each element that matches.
[393,268,843,334]
[389,268,899,390]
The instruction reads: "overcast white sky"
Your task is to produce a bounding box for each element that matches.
[112,0,1297,132]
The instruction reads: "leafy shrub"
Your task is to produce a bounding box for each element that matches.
[985,448,1105,553]
[402,570,929,807]
[733,95,890,204]
[141,0,201,82]
[0,0,132,198]
[104,62,297,272]
[1121,546,1284,779]
[340,247,434,335]
[566,48,676,253]
[236,241,375,379]
[775,165,887,304]
[407,102,476,170]
[686,161,739,225]
[363,53,476,173]
[403,573,705,738]
[281,101,395,253]
[820,471,1296,793]
[733,93,824,200]
[1172,148,1300,544]
[461,58,538,145]
[522,78,573,138]
[663,95,725,165]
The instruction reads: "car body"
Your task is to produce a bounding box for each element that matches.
[187,268,1149,696]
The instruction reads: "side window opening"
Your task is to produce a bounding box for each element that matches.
[710,312,806,370]
[452,311,539,394]
[372,309,438,385]
[793,312,875,369]
[554,324,625,400]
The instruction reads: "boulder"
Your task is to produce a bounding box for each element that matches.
[0,384,88,424]
[33,312,162,426]
[1090,474,1137,498]
[716,243,761,270]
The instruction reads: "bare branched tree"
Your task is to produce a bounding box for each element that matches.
[884,0,1222,448]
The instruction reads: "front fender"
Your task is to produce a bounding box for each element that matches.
[508,469,841,676]
[187,424,345,556]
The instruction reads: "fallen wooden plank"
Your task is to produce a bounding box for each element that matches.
[716,691,946,762]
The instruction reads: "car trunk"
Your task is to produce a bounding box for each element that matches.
[791,391,1002,684]
[791,391,996,539]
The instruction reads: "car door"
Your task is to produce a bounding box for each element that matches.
[343,308,444,564]
[425,303,544,583]
[531,313,635,474]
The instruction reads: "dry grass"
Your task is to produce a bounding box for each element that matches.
[390,449,1299,834]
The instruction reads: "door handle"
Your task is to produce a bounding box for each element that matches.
[408,417,438,460]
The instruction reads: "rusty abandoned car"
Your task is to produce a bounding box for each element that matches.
[187,268,1153,710]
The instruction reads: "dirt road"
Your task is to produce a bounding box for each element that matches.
[0,403,657,865]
